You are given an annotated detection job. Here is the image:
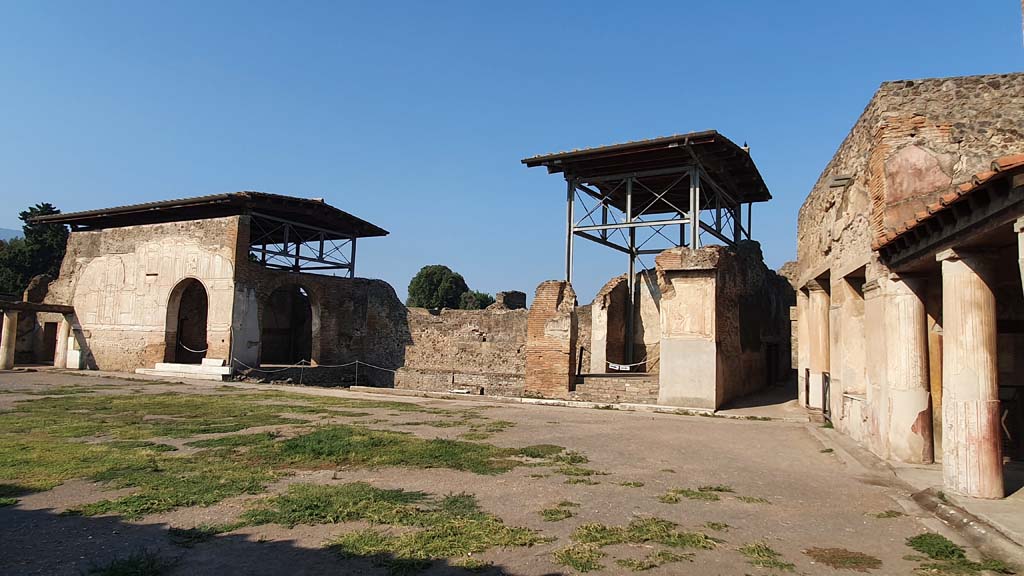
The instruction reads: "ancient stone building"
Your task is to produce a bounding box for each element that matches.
[8,192,407,385]
[795,72,1024,498]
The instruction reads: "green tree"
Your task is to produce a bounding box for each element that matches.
[459,290,495,310]
[406,265,470,309]
[0,203,68,296]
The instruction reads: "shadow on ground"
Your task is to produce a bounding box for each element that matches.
[0,502,558,576]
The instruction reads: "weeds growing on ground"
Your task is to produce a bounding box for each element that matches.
[620,481,644,488]
[739,541,795,571]
[905,533,1014,575]
[804,547,882,572]
[615,550,692,571]
[553,544,606,573]
[872,510,904,519]
[704,521,729,532]
[737,495,771,504]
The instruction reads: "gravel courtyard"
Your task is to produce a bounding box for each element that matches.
[0,370,1004,575]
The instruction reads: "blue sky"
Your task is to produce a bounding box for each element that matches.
[0,1,1021,302]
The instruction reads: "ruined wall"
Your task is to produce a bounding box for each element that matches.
[634,270,661,373]
[589,275,627,374]
[523,281,577,399]
[575,303,592,374]
[797,73,1024,286]
[570,374,660,404]
[43,216,240,371]
[232,222,408,387]
[655,243,792,409]
[394,307,528,397]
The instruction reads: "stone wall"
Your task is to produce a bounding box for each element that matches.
[655,242,792,409]
[589,275,627,374]
[570,374,659,404]
[394,307,528,397]
[43,216,241,371]
[797,73,1024,286]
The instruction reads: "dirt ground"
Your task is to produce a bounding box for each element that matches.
[0,370,997,575]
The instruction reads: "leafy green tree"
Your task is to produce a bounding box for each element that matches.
[406,265,469,309]
[0,203,68,296]
[459,290,495,310]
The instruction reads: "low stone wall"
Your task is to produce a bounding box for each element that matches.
[238,365,358,386]
[570,374,659,404]
[395,367,524,397]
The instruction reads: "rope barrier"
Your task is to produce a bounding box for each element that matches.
[229,358,398,377]
[178,343,209,354]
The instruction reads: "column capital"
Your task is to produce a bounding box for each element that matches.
[1014,216,1024,233]
[936,248,997,263]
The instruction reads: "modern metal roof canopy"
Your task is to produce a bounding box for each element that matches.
[523,130,772,366]
[523,130,770,282]
[34,191,388,277]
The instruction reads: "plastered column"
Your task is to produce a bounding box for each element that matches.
[796,290,810,407]
[863,280,889,459]
[938,249,1003,499]
[806,281,830,410]
[885,275,933,464]
[54,314,72,369]
[0,310,18,370]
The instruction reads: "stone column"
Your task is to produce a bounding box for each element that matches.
[806,281,830,410]
[0,310,18,370]
[938,249,1003,499]
[885,275,933,463]
[54,314,72,369]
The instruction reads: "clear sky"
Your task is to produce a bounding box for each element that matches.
[1,1,1021,303]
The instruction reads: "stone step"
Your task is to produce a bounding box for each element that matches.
[154,362,233,375]
[135,368,229,382]
[201,358,227,367]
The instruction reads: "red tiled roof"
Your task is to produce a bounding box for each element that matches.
[872,153,1024,250]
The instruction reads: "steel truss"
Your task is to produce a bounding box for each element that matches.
[565,164,753,364]
[249,212,356,276]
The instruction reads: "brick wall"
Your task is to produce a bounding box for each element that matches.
[524,280,577,399]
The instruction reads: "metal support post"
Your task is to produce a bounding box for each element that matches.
[689,167,701,249]
[625,177,636,365]
[350,237,357,278]
[565,177,575,282]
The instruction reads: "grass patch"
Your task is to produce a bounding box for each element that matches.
[105,440,177,452]
[739,541,795,571]
[564,478,599,485]
[572,517,718,550]
[458,431,492,441]
[905,532,1014,574]
[553,544,606,573]
[616,550,692,571]
[737,495,771,504]
[322,486,546,575]
[872,509,904,519]
[804,547,882,572]
[820,448,834,453]
[540,507,574,521]
[620,481,644,488]
[0,496,16,506]
[243,482,429,527]
[698,484,734,493]
[84,549,176,575]
[261,425,526,475]
[517,444,565,459]
[704,521,729,531]
[659,488,720,502]
[184,432,278,449]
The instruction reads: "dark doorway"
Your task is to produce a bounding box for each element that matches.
[261,285,313,365]
[166,279,208,364]
[41,322,57,364]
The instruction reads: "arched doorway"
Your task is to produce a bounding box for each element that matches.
[261,285,313,365]
[165,278,208,364]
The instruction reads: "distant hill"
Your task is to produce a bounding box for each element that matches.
[0,228,22,241]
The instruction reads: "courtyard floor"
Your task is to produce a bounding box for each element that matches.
[0,370,1012,575]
